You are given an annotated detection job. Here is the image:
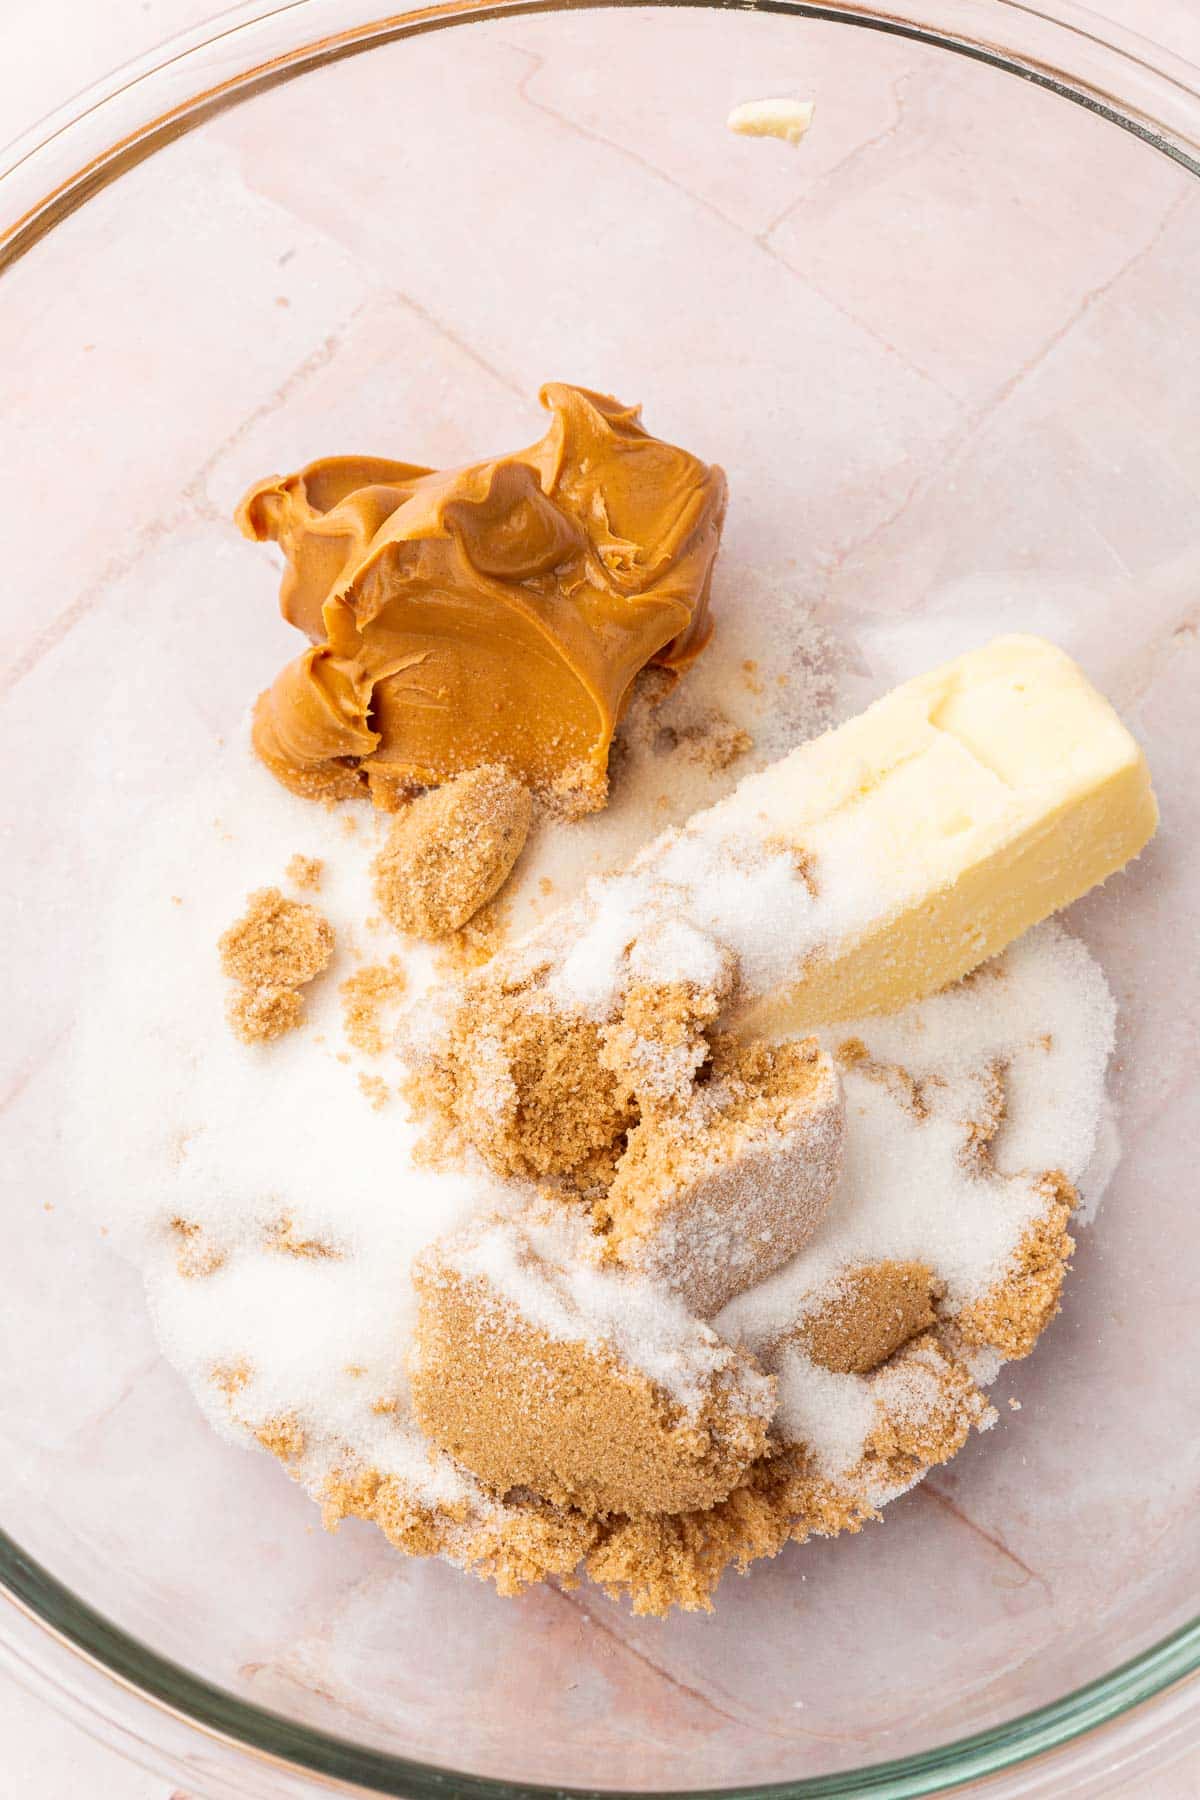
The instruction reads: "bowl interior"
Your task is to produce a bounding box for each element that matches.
[2,7,1199,1792]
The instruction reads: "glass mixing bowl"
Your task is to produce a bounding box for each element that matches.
[1,2,1199,1794]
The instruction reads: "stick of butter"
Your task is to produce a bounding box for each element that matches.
[525,636,1157,1036]
[729,634,1158,1033]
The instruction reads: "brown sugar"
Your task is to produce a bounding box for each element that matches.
[789,1262,941,1375]
[358,1071,391,1110]
[253,1165,1073,1619]
[340,957,407,1055]
[958,1172,1077,1358]
[255,1413,306,1464]
[599,1035,844,1316]
[765,835,818,897]
[207,779,1090,1616]
[264,1215,340,1261]
[321,1467,467,1562]
[959,1058,1008,1176]
[220,887,333,988]
[229,986,305,1043]
[219,887,334,1044]
[598,973,731,1112]
[652,709,753,774]
[421,984,636,1184]
[837,1036,935,1120]
[312,1331,992,1618]
[285,854,324,891]
[433,899,509,974]
[413,958,843,1313]
[372,765,532,938]
[410,1217,772,1517]
[212,1360,251,1399]
[170,1218,226,1279]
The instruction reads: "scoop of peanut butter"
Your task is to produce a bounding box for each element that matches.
[236,384,727,813]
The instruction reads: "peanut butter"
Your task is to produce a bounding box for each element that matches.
[237,384,726,814]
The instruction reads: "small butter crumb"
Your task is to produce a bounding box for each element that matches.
[727,97,815,146]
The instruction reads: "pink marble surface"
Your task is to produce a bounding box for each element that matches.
[2,3,1200,1798]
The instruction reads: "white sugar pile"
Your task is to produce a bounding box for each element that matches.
[67,740,498,1506]
[67,727,1118,1515]
[548,830,820,1018]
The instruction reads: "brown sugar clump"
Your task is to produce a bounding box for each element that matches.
[582,1445,873,1615]
[358,1071,391,1110]
[220,887,333,988]
[958,1171,1077,1358]
[340,957,407,1055]
[452,1502,599,1598]
[229,985,305,1044]
[372,765,532,939]
[395,1331,988,1617]
[219,886,334,1044]
[411,1215,772,1518]
[585,1339,987,1614]
[285,854,324,891]
[321,1467,471,1561]
[598,974,730,1112]
[790,1262,941,1375]
[422,985,636,1184]
[598,1036,844,1316]
[256,1413,306,1464]
[434,899,509,974]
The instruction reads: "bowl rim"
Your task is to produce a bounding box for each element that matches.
[2,2,1199,1794]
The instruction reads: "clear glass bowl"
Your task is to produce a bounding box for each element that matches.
[2,3,1199,1795]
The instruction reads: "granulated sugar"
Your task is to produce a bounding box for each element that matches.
[773,1351,878,1477]
[67,737,501,1507]
[66,718,1118,1554]
[718,923,1114,1353]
